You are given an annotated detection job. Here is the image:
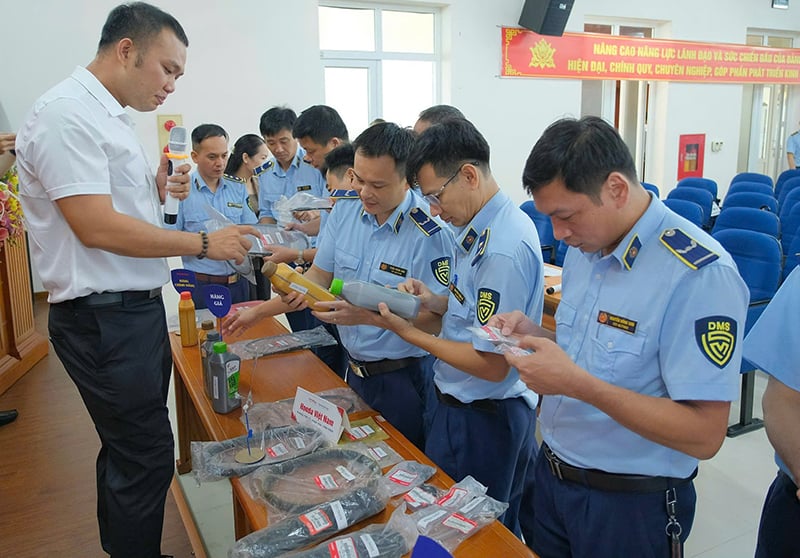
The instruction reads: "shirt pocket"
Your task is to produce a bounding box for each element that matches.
[591,326,647,383]
[182,207,207,233]
[555,300,578,348]
[335,249,361,281]
[221,203,245,223]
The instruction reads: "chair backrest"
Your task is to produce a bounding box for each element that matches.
[780,202,800,256]
[722,192,778,213]
[711,207,780,238]
[775,168,800,199]
[777,176,800,209]
[677,177,718,199]
[784,233,800,280]
[779,186,800,221]
[725,181,774,199]
[666,187,713,225]
[520,200,555,263]
[730,172,773,188]
[641,182,660,198]
[712,229,782,302]
[663,198,704,227]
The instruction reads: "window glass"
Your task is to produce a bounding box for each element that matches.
[382,60,434,127]
[324,66,370,138]
[382,11,434,53]
[319,6,375,51]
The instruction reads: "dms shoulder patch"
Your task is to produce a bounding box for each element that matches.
[476,288,500,325]
[695,316,737,368]
[660,228,719,270]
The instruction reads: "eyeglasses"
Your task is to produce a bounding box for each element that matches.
[420,161,479,208]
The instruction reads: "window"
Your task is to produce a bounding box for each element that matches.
[319,3,440,137]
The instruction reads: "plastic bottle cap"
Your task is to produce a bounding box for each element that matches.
[262,261,277,277]
[207,331,221,341]
[212,341,227,354]
[201,320,215,330]
[180,291,192,300]
[329,278,344,295]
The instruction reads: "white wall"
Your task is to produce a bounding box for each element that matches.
[2,0,800,291]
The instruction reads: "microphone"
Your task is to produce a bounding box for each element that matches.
[546,283,562,295]
[164,126,189,225]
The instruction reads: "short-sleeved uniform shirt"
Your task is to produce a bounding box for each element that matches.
[173,172,258,275]
[743,266,800,483]
[16,66,169,303]
[787,131,800,168]
[314,190,455,361]
[257,147,327,222]
[434,190,544,407]
[542,194,749,478]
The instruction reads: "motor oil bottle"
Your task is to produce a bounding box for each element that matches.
[261,261,338,308]
[208,341,241,414]
[329,278,420,319]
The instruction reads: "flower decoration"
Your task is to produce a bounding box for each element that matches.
[0,166,24,245]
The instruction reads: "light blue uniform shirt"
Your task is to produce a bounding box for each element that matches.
[542,194,749,478]
[257,145,327,222]
[787,131,800,168]
[174,172,258,275]
[314,190,455,361]
[743,266,800,483]
[434,191,543,407]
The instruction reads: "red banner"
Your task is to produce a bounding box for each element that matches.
[502,27,800,84]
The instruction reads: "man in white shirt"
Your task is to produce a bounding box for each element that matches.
[16,4,254,557]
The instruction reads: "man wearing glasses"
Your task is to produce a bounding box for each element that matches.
[372,118,544,537]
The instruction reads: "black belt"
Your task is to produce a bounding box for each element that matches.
[435,386,498,413]
[58,288,162,309]
[194,272,240,284]
[348,356,422,378]
[542,443,697,493]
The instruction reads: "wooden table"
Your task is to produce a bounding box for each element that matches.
[170,316,537,558]
[543,264,562,332]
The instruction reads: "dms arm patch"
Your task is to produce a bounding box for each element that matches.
[476,288,500,325]
[431,257,450,287]
[694,316,737,368]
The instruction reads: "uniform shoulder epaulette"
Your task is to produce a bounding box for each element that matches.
[328,188,359,199]
[659,228,719,270]
[409,207,441,236]
[471,228,491,266]
[792,130,799,137]
[253,160,274,176]
[223,173,245,184]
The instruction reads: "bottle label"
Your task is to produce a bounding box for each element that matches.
[289,281,309,294]
[225,360,240,399]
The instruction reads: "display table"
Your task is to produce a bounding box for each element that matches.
[542,264,562,332]
[169,316,537,558]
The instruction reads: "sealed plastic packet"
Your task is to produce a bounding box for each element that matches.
[468,325,533,356]
[413,492,509,553]
[382,460,437,498]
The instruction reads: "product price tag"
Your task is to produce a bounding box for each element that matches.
[267,443,288,458]
[388,469,417,486]
[315,474,339,490]
[328,538,358,558]
[299,509,333,535]
[442,512,478,534]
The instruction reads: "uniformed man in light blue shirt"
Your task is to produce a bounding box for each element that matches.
[742,266,800,558]
[494,116,749,557]
[374,118,543,538]
[174,124,257,309]
[787,123,800,169]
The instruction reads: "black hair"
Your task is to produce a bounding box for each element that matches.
[293,105,349,144]
[98,2,188,53]
[352,122,415,178]
[417,104,465,126]
[323,144,355,180]
[191,124,228,149]
[259,106,297,138]
[406,118,490,186]
[522,116,638,201]
[225,134,266,175]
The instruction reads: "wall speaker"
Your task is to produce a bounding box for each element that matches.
[518,0,575,37]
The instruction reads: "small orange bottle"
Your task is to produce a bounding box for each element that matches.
[178,291,199,346]
[261,261,337,308]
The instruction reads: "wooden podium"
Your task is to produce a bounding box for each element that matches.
[0,234,49,394]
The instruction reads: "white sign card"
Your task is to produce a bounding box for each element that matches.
[292,387,350,443]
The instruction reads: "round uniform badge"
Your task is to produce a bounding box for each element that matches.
[598,311,608,324]
[629,246,638,258]
[664,228,676,237]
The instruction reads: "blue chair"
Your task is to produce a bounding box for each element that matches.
[725,181,774,199]
[713,229,782,437]
[722,192,778,213]
[663,199,704,227]
[775,169,800,199]
[777,176,800,210]
[730,172,773,188]
[784,233,800,280]
[780,202,800,256]
[554,239,569,267]
[520,200,555,264]
[666,187,713,228]
[641,182,660,198]
[779,187,800,221]
[711,207,779,238]
[677,177,718,201]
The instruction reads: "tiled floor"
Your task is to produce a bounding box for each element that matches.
[162,273,779,558]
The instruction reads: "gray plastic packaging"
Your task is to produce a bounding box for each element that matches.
[209,341,241,414]
[329,278,420,319]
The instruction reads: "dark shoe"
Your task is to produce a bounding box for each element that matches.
[0,409,18,426]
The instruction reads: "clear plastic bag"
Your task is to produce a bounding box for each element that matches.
[226,326,338,361]
[402,483,446,511]
[468,325,533,356]
[228,484,389,558]
[283,503,418,558]
[433,475,487,509]
[244,447,384,522]
[190,425,326,484]
[413,491,509,553]
[239,387,370,431]
[382,460,437,498]
[273,192,333,227]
